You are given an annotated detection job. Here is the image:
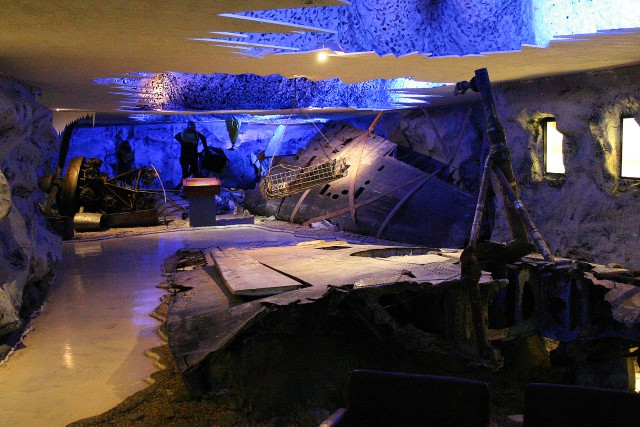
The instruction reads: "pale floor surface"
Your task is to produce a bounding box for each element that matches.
[0,225,310,427]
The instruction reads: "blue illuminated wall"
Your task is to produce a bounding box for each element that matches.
[100,0,640,114]
[67,101,487,202]
[532,0,640,46]
[67,0,640,269]
[105,73,438,112]
[230,0,637,56]
[229,0,534,56]
[67,121,320,189]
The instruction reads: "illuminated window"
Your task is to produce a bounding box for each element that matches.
[543,119,565,174]
[621,117,640,179]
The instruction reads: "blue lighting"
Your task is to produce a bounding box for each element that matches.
[95,0,640,117]
[532,0,640,46]
[218,0,639,56]
[96,73,437,113]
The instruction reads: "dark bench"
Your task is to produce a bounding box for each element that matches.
[320,369,491,427]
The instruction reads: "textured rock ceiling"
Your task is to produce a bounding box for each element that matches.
[1,0,639,118]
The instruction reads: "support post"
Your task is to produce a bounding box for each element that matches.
[469,152,494,248]
[492,168,555,262]
[473,68,528,242]
[455,68,556,363]
[460,246,491,359]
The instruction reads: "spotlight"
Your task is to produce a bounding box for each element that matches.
[316,42,343,63]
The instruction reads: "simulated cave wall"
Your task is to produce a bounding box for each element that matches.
[109,73,427,112]
[0,76,61,341]
[67,121,319,190]
[491,64,640,269]
[236,0,534,56]
[233,0,635,57]
[372,103,488,194]
[69,64,640,271]
[351,65,640,269]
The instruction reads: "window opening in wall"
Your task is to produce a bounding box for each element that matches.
[621,117,640,179]
[543,119,565,174]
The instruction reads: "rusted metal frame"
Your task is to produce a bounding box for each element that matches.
[469,68,527,242]
[103,182,134,209]
[593,271,640,287]
[303,190,385,227]
[262,158,347,199]
[59,156,85,216]
[131,168,143,210]
[44,119,79,216]
[461,246,492,359]
[154,197,177,216]
[290,189,311,223]
[347,130,368,226]
[348,112,384,227]
[492,167,555,262]
[469,151,495,248]
[129,188,178,195]
[109,167,143,186]
[460,69,528,361]
[302,171,431,227]
[494,153,528,242]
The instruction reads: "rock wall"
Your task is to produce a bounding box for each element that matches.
[491,65,640,268]
[68,121,319,189]
[352,65,640,270]
[68,64,640,270]
[0,76,61,341]
[240,0,534,56]
[371,103,488,193]
[125,73,417,111]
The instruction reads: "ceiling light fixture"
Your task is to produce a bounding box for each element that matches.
[316,41,344,62]
[317,51,329,62]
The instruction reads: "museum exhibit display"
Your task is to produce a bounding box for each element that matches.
[0,1,639,426]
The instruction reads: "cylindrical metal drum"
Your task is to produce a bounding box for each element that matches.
[73,212,103,231]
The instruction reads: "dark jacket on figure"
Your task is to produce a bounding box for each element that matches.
[175,129,207,159]
[116,142,134,172]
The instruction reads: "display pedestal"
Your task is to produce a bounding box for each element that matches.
[182,178,221,227]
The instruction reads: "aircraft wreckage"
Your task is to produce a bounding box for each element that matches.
[164,239,640,415]
[242,117,485,249]
[161,70,640,417]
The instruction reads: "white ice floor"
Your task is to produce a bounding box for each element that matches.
[0,225,312,427]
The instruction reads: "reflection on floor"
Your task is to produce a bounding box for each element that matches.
[0,225,327,427]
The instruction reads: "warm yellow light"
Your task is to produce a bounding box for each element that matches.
[62,342,75,370]
[317,51,329,62]
[545,120,565,174]
[621,117,640,178]
[634,347,640,393]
